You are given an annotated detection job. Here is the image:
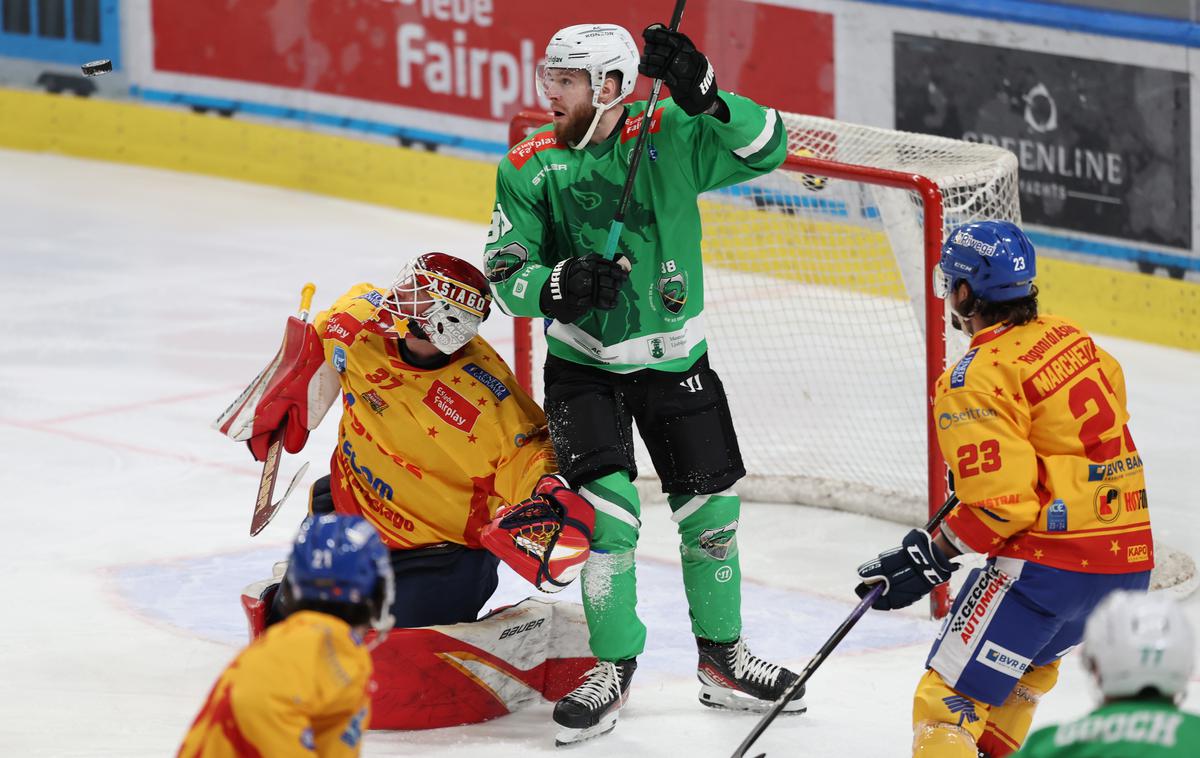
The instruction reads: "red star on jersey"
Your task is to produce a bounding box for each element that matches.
[993,386,1004,398]
[1015,341,1021,346]
[990,348,1000,354]
[451,376,461,384]
[411,374,422,380]
[426,426,438,438]
[469,381,477,387]
[992,361,999,367]
[1012,393,1022,403]
[1037,320,1045,326]
[358,333,371,343]
[467,434,478,443]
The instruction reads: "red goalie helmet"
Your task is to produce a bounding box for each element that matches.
[378,253,492,354]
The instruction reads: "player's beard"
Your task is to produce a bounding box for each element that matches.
[554,100,598,146]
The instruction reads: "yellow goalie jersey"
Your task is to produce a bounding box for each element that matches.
[178,611,372,758]
[315,284,556,549]
[937,315,1152,574]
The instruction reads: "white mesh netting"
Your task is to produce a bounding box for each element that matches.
[512,111,1194,597]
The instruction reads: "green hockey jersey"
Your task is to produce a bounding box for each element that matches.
[1016,699,1200,757]
[485,92,786,374]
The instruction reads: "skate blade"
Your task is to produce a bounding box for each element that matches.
[698,684,808,715]
[554,712,619,747]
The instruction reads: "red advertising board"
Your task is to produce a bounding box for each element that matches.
[151,0,833,124]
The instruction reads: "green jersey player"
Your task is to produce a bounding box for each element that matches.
[1016,591,1200,757]
[484,21,801,745]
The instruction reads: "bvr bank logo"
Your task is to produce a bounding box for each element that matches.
[977,641,1030,677]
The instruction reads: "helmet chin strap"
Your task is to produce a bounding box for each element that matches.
[569,92,625,149]
[569,108,605,149]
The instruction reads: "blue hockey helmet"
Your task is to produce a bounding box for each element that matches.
[288,514,394,630]
[934,220,1036,303]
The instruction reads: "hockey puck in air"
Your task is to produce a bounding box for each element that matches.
[81,59,113,77]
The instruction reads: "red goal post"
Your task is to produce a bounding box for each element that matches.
[506,110,1022,617]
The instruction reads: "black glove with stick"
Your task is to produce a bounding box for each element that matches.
[855,529,958,611]
[639,24,724,118]
[540,253,629,323]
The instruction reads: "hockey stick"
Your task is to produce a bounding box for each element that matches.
[248,283,316,537]
[602,0,688,260]
[729,492,962,758]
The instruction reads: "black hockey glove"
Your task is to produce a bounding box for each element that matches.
[539,253,629,324]
[855,529,958,611]
[639,24,722,118]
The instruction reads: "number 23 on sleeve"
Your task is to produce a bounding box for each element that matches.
[957,439,1001,478]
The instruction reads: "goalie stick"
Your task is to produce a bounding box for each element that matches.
[248,283,316,537]
[602,0,688,260]
[729,492,962,758]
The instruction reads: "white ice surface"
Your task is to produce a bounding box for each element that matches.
[1,149,1197,757]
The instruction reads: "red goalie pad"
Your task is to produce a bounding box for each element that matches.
[480,475,595,593]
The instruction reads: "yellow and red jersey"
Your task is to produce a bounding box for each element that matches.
[178,611,372,758]
[314,284,556,549]
[936,315,1152,574]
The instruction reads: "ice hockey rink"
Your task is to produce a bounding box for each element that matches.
[2,148,1197,757]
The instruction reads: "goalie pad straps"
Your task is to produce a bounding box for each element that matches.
[213,317,340,461]
[480,475,595,593]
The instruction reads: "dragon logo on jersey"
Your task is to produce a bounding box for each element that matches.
[698,520,739,560]
[484,242,528,283]
[657,273,687,314]
[557,171,655,344]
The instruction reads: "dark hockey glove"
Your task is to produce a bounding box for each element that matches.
[539,253,629,323]
[639,24,720,118]
[855,529,958,611]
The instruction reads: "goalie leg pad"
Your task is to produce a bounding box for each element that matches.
[366,598,595,730]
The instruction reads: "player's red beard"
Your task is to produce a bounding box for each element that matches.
[553,100,598,146]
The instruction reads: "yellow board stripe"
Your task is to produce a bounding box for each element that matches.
[1,87,1195,352]
[0,87,494,225]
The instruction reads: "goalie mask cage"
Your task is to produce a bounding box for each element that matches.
[508,111,1022,617]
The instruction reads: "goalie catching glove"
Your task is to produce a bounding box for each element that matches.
[481,475,595,593]
[855,529,958,611]
[213,314,341,462]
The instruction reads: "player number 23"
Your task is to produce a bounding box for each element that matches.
[957,439,1001,478]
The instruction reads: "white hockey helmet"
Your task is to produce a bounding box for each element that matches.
[1082,590,1195,703]
[538,24,639,148]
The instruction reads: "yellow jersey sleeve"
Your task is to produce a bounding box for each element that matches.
[178,611,372,758]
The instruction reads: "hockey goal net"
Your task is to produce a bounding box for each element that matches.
[506,111,1195,614]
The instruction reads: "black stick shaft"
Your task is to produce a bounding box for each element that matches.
[603,0,688,258]
[729,493,961,758]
